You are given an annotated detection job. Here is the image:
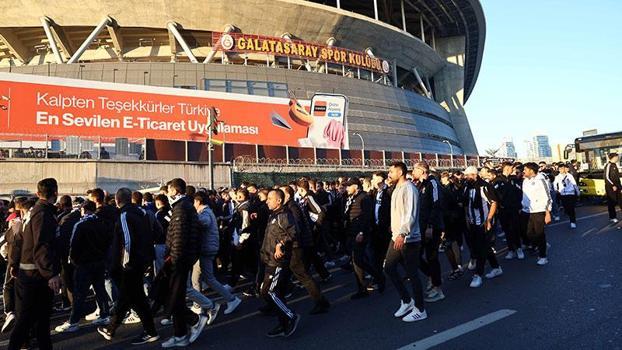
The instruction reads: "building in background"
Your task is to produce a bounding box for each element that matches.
[498,138,517,159]
[533,135,552,159]
[0,0,486,157]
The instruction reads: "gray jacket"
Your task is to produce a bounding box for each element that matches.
[197,206,220,255]
[390,180,421,243]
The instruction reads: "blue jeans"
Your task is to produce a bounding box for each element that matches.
[192,253,235,302]
[69,262,110,324]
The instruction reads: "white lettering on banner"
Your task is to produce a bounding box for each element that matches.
[36,111,59,125]
[37,92,95,109]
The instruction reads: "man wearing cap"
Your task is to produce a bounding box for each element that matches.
[554,163,580,229]
[343,178,385,299]
[604,153,622,223]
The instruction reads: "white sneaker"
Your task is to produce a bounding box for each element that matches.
[190,304,202,315]
[611,218,619,223]
[425,279,433,293]
[161,336,190,348]
[469,275,483,288]
[485,267,503,279]
[424,288,445,303]
[504,251,516,260]
[2,312,15,333]
[85,309,100,321]
[55,321,79,333]
[570,223,577,229]
[91,316,111,326]
[160,318,172,326]
[123,311,141,324]
[224,297,242,315]
[189,315,207,343]
[402,307,427,322]
[516,248,525,260]
[393,299,414,318]
[467,259,476,271]
[554,216,560,221]
[206,303,221,325]
[537,257,549,266]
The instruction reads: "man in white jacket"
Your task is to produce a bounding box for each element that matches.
[553,163,580,229]
[521,162,552,266]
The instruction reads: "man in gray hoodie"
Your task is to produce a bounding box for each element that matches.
[383,162,427,323]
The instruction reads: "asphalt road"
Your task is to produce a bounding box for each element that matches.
[1,204,621,350]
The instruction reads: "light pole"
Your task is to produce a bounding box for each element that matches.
[443,139,454,168]
[352,132,365,167]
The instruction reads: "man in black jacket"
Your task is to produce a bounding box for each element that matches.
[8,178,62,350]
[280,186,330,315]
[97,188,159,346]
[161,178,202,347]
[412,162,445,303]
[343,178,385,299]
[604,153,622,223]
[498,162,525,260]
[55,196,81,312]
[370,171,392,278]
[260,189,300,338]
[55,200,111,333]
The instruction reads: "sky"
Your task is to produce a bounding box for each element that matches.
[465,0,622,157]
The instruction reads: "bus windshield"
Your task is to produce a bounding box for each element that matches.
[575,131,622,171]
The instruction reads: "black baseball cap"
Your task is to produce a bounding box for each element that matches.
[343,178,361,187]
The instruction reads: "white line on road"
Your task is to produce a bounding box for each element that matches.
[581,228,596,237]
[396,309,517,350]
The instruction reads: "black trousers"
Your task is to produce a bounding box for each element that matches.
[520,212,547,258]
[384,242,425,311]
[466,224,499,276]
[348,237,383,292]
[60,261,74,307]
[69,262,110,324]
[260,265,295,327]
[290,247,321,303]
[606,191,622,220]
[560,195,577,223]
[499,209,521,251]
[419,228,442,287]
[8,272,54,350]
[370,227,391,276]
[303,246,330,280]
[108,267,157,336]
[165,264,192,337]
[3,264,15,313]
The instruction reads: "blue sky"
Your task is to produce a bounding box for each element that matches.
[465,0,622,156]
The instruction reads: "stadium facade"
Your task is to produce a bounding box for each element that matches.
[0,0,484,157]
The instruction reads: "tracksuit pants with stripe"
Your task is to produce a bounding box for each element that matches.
[260,265,295,327]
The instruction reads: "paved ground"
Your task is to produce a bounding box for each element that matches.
[1,204,621,350]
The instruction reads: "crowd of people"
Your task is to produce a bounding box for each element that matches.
[0,152,615,349]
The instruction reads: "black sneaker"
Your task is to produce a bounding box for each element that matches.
[284,314,300,337]
[309,298,330,315]
[350,291,369,300]
[266,325,286,338]
[130,331,160,345]
[97,327,114,341]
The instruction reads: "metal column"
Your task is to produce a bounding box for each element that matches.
[167,21,198,63]
[40,17,63,64]
[68,17,111,64]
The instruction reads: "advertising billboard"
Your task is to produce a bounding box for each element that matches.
[0,72,349,149]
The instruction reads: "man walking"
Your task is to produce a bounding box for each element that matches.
[260,189,300,337]
[9,178,62,350]
[554,163,580,229]
[604,153,622,223]
[97,188,159,345]
[521,163,553,266]
[384,162,427,322]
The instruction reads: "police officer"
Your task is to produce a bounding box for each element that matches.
[9,178,62,350]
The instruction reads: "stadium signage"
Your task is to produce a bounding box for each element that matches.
[0,73,348,149]
[213,32,390,74]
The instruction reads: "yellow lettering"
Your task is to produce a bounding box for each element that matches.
[262,39,270,52]
[284,42,291,55]
[275,41,283,54]
[297,44,305,56]
[320,48,328,60]
[340,51,347,63]
[237,38,246,50]
[310,46,318,59]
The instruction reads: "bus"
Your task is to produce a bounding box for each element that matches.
[574,131,622,197]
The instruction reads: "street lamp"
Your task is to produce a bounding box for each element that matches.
[443,139,454,168]
[352,132,365,167]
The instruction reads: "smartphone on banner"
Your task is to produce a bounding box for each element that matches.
[304,94,349,149]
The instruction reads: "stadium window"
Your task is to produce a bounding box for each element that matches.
[269,82,288,97]
[204,79,227,92]
[248,81,270,96]
[229,80,248,94]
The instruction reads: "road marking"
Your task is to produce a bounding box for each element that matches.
[581,228,596,237]
[397,309,517,350]
[548,209,609,228]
